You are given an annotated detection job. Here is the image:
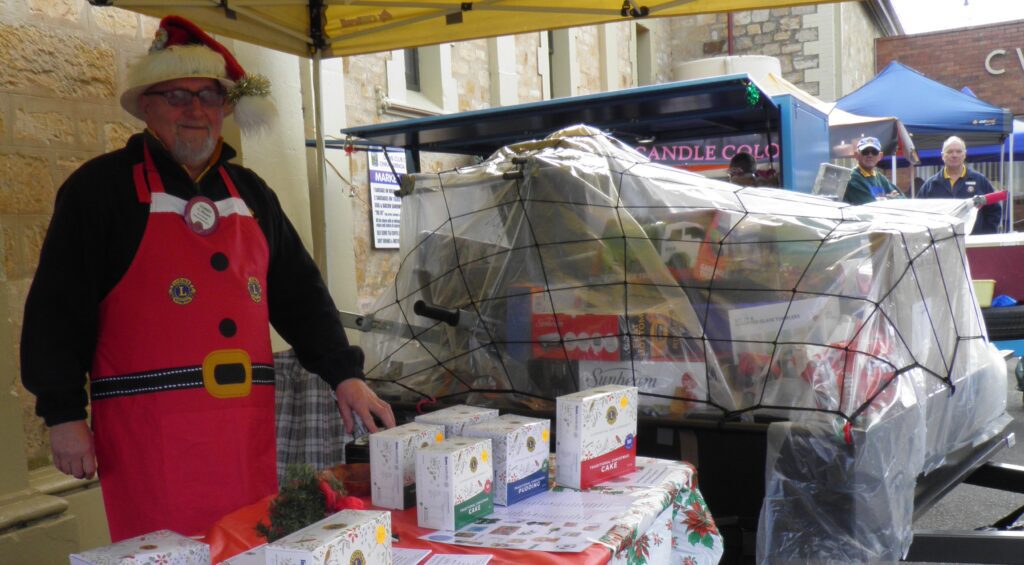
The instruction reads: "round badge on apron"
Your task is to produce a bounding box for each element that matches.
[184,196,220,235]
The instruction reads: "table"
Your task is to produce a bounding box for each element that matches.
[204,457,723,564]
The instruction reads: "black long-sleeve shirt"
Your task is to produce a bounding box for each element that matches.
[21,131,363,426]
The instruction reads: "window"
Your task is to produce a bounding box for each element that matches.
[404,48,421,93]
[383,45,457,117]
[635,24,653,87]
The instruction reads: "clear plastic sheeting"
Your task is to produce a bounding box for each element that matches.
[360,125,1008,563]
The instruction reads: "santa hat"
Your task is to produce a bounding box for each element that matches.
[120,15,274,133]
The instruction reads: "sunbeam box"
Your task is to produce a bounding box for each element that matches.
[556,385,638,489]
[415,404,499,436]
[416,437,494,530]
[370,422,445,509]
[464,414,550,505]
[265,509,391,565]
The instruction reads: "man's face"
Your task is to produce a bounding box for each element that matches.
[855,145,881,171]
[942,141,966,170]
[138,77,228,169]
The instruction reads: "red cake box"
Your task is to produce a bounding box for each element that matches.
[555,385,638,490]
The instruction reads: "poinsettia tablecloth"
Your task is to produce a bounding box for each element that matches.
[206,456,721,564]
[573,456,723,565]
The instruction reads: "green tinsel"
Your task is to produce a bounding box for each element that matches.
[228,74,272,104]
[255,463,344,542]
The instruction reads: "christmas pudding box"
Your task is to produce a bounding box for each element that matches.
[265,509,391,565]
[463,414,550,506]
[556,385,638,490]
[370,422,445,509]
[416,437,494,530]
[69,529,209,565]
[414,404,499,436]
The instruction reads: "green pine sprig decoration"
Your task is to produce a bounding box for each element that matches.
[255,464,346,542]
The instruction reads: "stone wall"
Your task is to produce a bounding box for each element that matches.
[1,1,151,470]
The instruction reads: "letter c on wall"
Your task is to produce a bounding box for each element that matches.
[986,49,1006,75]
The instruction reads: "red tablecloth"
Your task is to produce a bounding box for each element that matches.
[203,494,610,564]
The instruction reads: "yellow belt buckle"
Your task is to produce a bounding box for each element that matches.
[202,349,252,398]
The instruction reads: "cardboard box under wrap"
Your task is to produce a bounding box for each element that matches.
[265,510,392,565]
[531,359,707,417]
[556,385,639,490]
[463,414,550,505]
[507,288,695,363]
[69,530,210,565]
[415,404,499,436]
[371,422,446,509]
[416,437,494,530]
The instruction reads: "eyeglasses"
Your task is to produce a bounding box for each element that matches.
[860,148,880,156]
[143,88,226,108]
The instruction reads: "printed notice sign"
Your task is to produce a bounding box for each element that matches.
[368,148,407,249]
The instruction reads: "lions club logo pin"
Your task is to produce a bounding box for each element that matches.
[169,278,196,305]
[247,277,263,303]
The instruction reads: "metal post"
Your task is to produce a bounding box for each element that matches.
[311,51,330,283]
[1010,131,1015,232]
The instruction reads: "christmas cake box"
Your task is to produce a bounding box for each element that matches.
[556,385,638,490]
[370,421,445,509]
[414,404,499,436]
[69,529,209,565]
[463,414,551,506]
[415,437,494,530]
[265,509,391,565]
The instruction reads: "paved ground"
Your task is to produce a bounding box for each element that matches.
[906,355,1024,564]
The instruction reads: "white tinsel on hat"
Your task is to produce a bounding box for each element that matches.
[119,15,275,134]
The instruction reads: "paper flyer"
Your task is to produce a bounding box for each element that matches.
[419,490,634,552]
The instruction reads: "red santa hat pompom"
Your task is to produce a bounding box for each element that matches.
[120,15,275,133]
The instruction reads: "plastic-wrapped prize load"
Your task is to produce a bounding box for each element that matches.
[361,125,1007,562]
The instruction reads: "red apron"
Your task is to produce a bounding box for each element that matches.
[90,145,277,541]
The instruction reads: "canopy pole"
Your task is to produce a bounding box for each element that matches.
[311,50,330,284]
[891,154,896,187]
[1010,133,1016,232]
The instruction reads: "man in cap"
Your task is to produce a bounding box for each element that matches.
[919,136,1001,234]
[843,136,903,205]
[20,15,395,541]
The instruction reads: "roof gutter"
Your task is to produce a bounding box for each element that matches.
[865,0,905,36]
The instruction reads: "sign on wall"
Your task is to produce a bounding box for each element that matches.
[368,148,407,249]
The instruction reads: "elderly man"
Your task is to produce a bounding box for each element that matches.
[843,137,902,205]
[919,136,1001,234]
[20,15,394,541]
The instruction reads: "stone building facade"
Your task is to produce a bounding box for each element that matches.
[0,0,894,557]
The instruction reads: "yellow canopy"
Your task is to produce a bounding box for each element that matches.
[94,0,840,57]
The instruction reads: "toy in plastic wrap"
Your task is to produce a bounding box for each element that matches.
[358,125,1008,563]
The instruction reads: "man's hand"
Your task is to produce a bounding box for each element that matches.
[50,420,97,480]
[335,378,396,434]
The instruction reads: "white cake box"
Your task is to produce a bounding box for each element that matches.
[370,422,445,509]
[463,414,550,505]
[556,385,638,489]
[414,404,499,436]
[69,529,209,565]
[218,544,264,565]
[416,437,494,530]
[265,510,391,565]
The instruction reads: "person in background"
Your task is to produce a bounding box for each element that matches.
[19,15,394,542]
[843,136,902,205]
[918,136,1001,234]
[728,151,758,186]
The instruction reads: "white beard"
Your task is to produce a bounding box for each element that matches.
[171,133,216,170]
